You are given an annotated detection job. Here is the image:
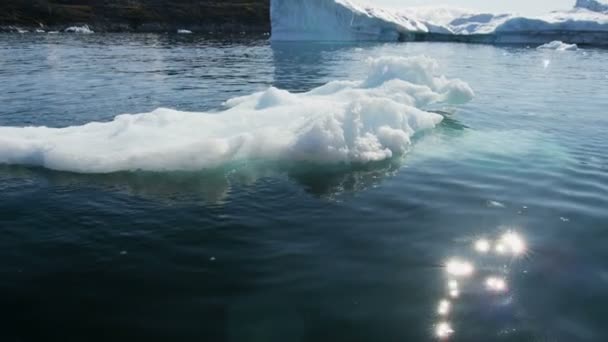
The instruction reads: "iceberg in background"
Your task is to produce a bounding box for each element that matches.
[270,0,608,45]
[537,40,579,51]
[270,0,430,41]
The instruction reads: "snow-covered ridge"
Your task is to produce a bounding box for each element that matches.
[271,0,608,45]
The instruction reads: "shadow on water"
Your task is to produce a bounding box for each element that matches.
[0,159,401,204]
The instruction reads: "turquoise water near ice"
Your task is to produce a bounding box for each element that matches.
[1,34,608,341]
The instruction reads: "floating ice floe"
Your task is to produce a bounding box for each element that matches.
[0,56,473,173]
[537,40,579,51]
[486,200,506,208]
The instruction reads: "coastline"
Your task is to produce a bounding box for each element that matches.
[0,0,270,33]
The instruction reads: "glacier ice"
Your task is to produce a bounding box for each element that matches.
[270,0,608,45]
[537,40,579,51]
[0,56,473,173]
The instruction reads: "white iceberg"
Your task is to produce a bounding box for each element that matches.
[270,0,608,45]
[270,0,429,41]
[0,56,473,173]
[537,40,579,50]
[177,29,193,34]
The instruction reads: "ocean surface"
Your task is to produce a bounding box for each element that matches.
[1,34,608,341]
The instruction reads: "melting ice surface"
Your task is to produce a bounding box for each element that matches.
[0,56,473,173]
[270,0,608,44]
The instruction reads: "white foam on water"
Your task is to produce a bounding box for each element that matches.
[537,41,579,51]
[64,25,94,34]
[0,56,473,174]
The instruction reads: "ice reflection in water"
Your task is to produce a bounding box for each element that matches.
[434,230,528,339]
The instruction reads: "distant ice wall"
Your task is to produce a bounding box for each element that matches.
[270,0,428,41]
[270,0,608,45]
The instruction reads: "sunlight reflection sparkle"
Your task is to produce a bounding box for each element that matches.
[432,230,528,339]
[500,231,526,256]
[446,260,474,277]
[449,289,460,298]
[474,239,491,253]
[485,277,508,293]
[438,299,451,316]
[435,322,454,339]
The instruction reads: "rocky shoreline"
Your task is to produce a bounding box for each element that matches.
[0,0,270,33]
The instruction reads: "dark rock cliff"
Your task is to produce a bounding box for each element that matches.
[0,0,270,32]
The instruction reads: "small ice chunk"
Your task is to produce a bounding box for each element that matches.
[537,41,578,51]
[65,25,94,34]
[487,200,505,208]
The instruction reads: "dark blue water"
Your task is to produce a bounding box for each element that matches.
[1,34,608,341]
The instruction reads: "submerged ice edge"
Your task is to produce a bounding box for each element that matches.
[0,56,473,174]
